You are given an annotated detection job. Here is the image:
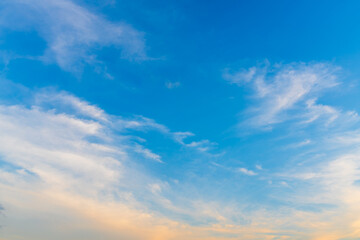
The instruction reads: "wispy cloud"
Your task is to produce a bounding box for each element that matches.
[0,0,147,74]
[237,167,257,176]
[165,81,181,89]
[277,151,360,239]
[284,139,312,149]
[173,131,216,152]
[224,62,340,128]
[134,144,163,163]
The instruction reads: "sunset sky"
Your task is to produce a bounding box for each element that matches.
[1,1,360,239]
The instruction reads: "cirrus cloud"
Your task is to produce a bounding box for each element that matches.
[0,0,147,74]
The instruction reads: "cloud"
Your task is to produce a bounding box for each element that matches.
[283,139,312,149]
[1,83,250,240]
[301,98,339,125]
[173,131,216,152]
[237,167,257,176]
[1,86,360,240]
[224,62,340,128]
[223,66,257,85]
[0,0,146,73]
[0,87,186,239]
[278,152,360,239]
[134,144,163,163]
[221,61,360,238]
[34,90,109,122]
[0,81,325,240]
[3,67,360,239]
[165,81,181,89]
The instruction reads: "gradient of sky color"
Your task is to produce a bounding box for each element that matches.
[1,1,360,239]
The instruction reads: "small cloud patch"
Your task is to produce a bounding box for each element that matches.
[165,81,181,89]
[237,167,257,176]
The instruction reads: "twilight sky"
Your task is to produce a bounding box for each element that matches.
[1,1,360,239]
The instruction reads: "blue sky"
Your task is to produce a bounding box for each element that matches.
[1,0,360,239]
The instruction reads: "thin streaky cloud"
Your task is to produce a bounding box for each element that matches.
[0,0,147,73]
[165,81,181,89]
[224,62,340,128]
[237,167,257,176]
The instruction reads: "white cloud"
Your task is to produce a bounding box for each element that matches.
[302,98,339,125]
[34,90,109,122]
[284,139,312,150]
[224,62,340,128]
[280,152,360,237]
[173,131,215,152]
[237,167,257,176]
[148,183,163,194]
[334,130,360,145]
[165,81,181,89]
[223,66,257,85]
[0,87,184,239]
[0,85,277,240]
[134,144,163,163]
[0,0,146,73]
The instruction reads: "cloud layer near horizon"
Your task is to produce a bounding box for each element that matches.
[1,79,360,239]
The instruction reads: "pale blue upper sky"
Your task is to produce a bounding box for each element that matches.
[1,1,360,239]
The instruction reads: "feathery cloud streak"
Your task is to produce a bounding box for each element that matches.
[0,0,146,73]
[224,62,340,128]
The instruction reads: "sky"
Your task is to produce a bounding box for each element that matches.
[1,0,360,239]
